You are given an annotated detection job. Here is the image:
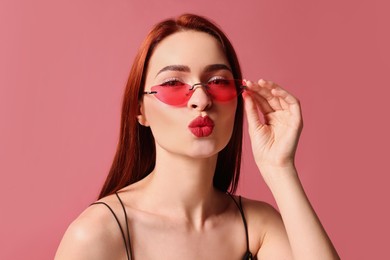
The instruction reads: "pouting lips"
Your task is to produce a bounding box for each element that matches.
[188,116,215,137]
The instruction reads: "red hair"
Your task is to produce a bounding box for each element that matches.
[99,14,243,198]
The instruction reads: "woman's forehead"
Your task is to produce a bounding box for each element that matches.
[147,31,229,76]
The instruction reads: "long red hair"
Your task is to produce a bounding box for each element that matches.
[99,14,243,199]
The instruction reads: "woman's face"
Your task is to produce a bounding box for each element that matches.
[139,30,237,159]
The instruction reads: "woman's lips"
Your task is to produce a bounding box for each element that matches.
[188,116,215,137]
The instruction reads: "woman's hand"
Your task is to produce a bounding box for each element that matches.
[243,80,340,260]
[243,79,303,176]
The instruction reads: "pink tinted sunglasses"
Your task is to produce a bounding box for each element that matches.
[143,79,246,106]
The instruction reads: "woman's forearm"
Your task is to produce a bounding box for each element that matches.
[262,166,340,260]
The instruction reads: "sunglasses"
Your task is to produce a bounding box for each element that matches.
[143,79,246,106]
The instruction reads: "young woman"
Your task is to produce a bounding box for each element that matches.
[55,14,339,260]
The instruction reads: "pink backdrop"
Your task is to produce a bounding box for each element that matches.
[1,0,389,259]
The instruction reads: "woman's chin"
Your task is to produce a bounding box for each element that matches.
[184,143,225,159]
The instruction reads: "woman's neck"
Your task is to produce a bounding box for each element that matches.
[134,147,225,229]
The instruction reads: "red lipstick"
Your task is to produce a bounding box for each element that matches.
[188,116,215,137]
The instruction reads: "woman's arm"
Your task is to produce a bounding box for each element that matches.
[261,165,339,259]
[243,79,339,259]
[55,205,123,260]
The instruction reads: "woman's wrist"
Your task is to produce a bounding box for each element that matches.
[257,163,299,189]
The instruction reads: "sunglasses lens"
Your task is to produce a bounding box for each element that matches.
[207,79,241,101]
[151,83,190,106]
[149,80,244,106]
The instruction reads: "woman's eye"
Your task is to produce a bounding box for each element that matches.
[161,80,185,87]
[209,78,229,85]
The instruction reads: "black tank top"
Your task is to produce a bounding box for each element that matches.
[91,192,253,260]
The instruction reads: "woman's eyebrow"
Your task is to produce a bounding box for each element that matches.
[155,64,232,78]
[156,65,190,77]
[203,64,232,73]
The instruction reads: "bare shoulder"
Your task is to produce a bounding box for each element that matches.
[55,195,126,260]
[240,197,280,218]
[235,196,283,229]
[239,196,293,259]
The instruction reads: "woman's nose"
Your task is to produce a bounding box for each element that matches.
[187,84,213,110]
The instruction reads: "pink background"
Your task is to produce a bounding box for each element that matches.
[1,0,389,259]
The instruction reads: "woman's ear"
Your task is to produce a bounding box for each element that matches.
[137,103,149,126]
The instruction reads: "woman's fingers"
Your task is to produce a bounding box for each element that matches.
[243,91,264,133]
[244,80,274,115]
[245,79,283,112]
[243,79,303,129]
[271,86,302,120]
[245,79,301,115]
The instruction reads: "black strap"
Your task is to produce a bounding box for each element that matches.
[90,195,132,260]
[91,193,253,260]
[115,192,132,259]
[228,193,253,260]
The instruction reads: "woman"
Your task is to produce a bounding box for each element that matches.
[55,14,339,259]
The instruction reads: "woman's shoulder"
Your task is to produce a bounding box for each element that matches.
[237,195,290,254]
[229,194,280,221]
[234,195,286,236]
[240,196,281,219]
[55,194,126,260]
